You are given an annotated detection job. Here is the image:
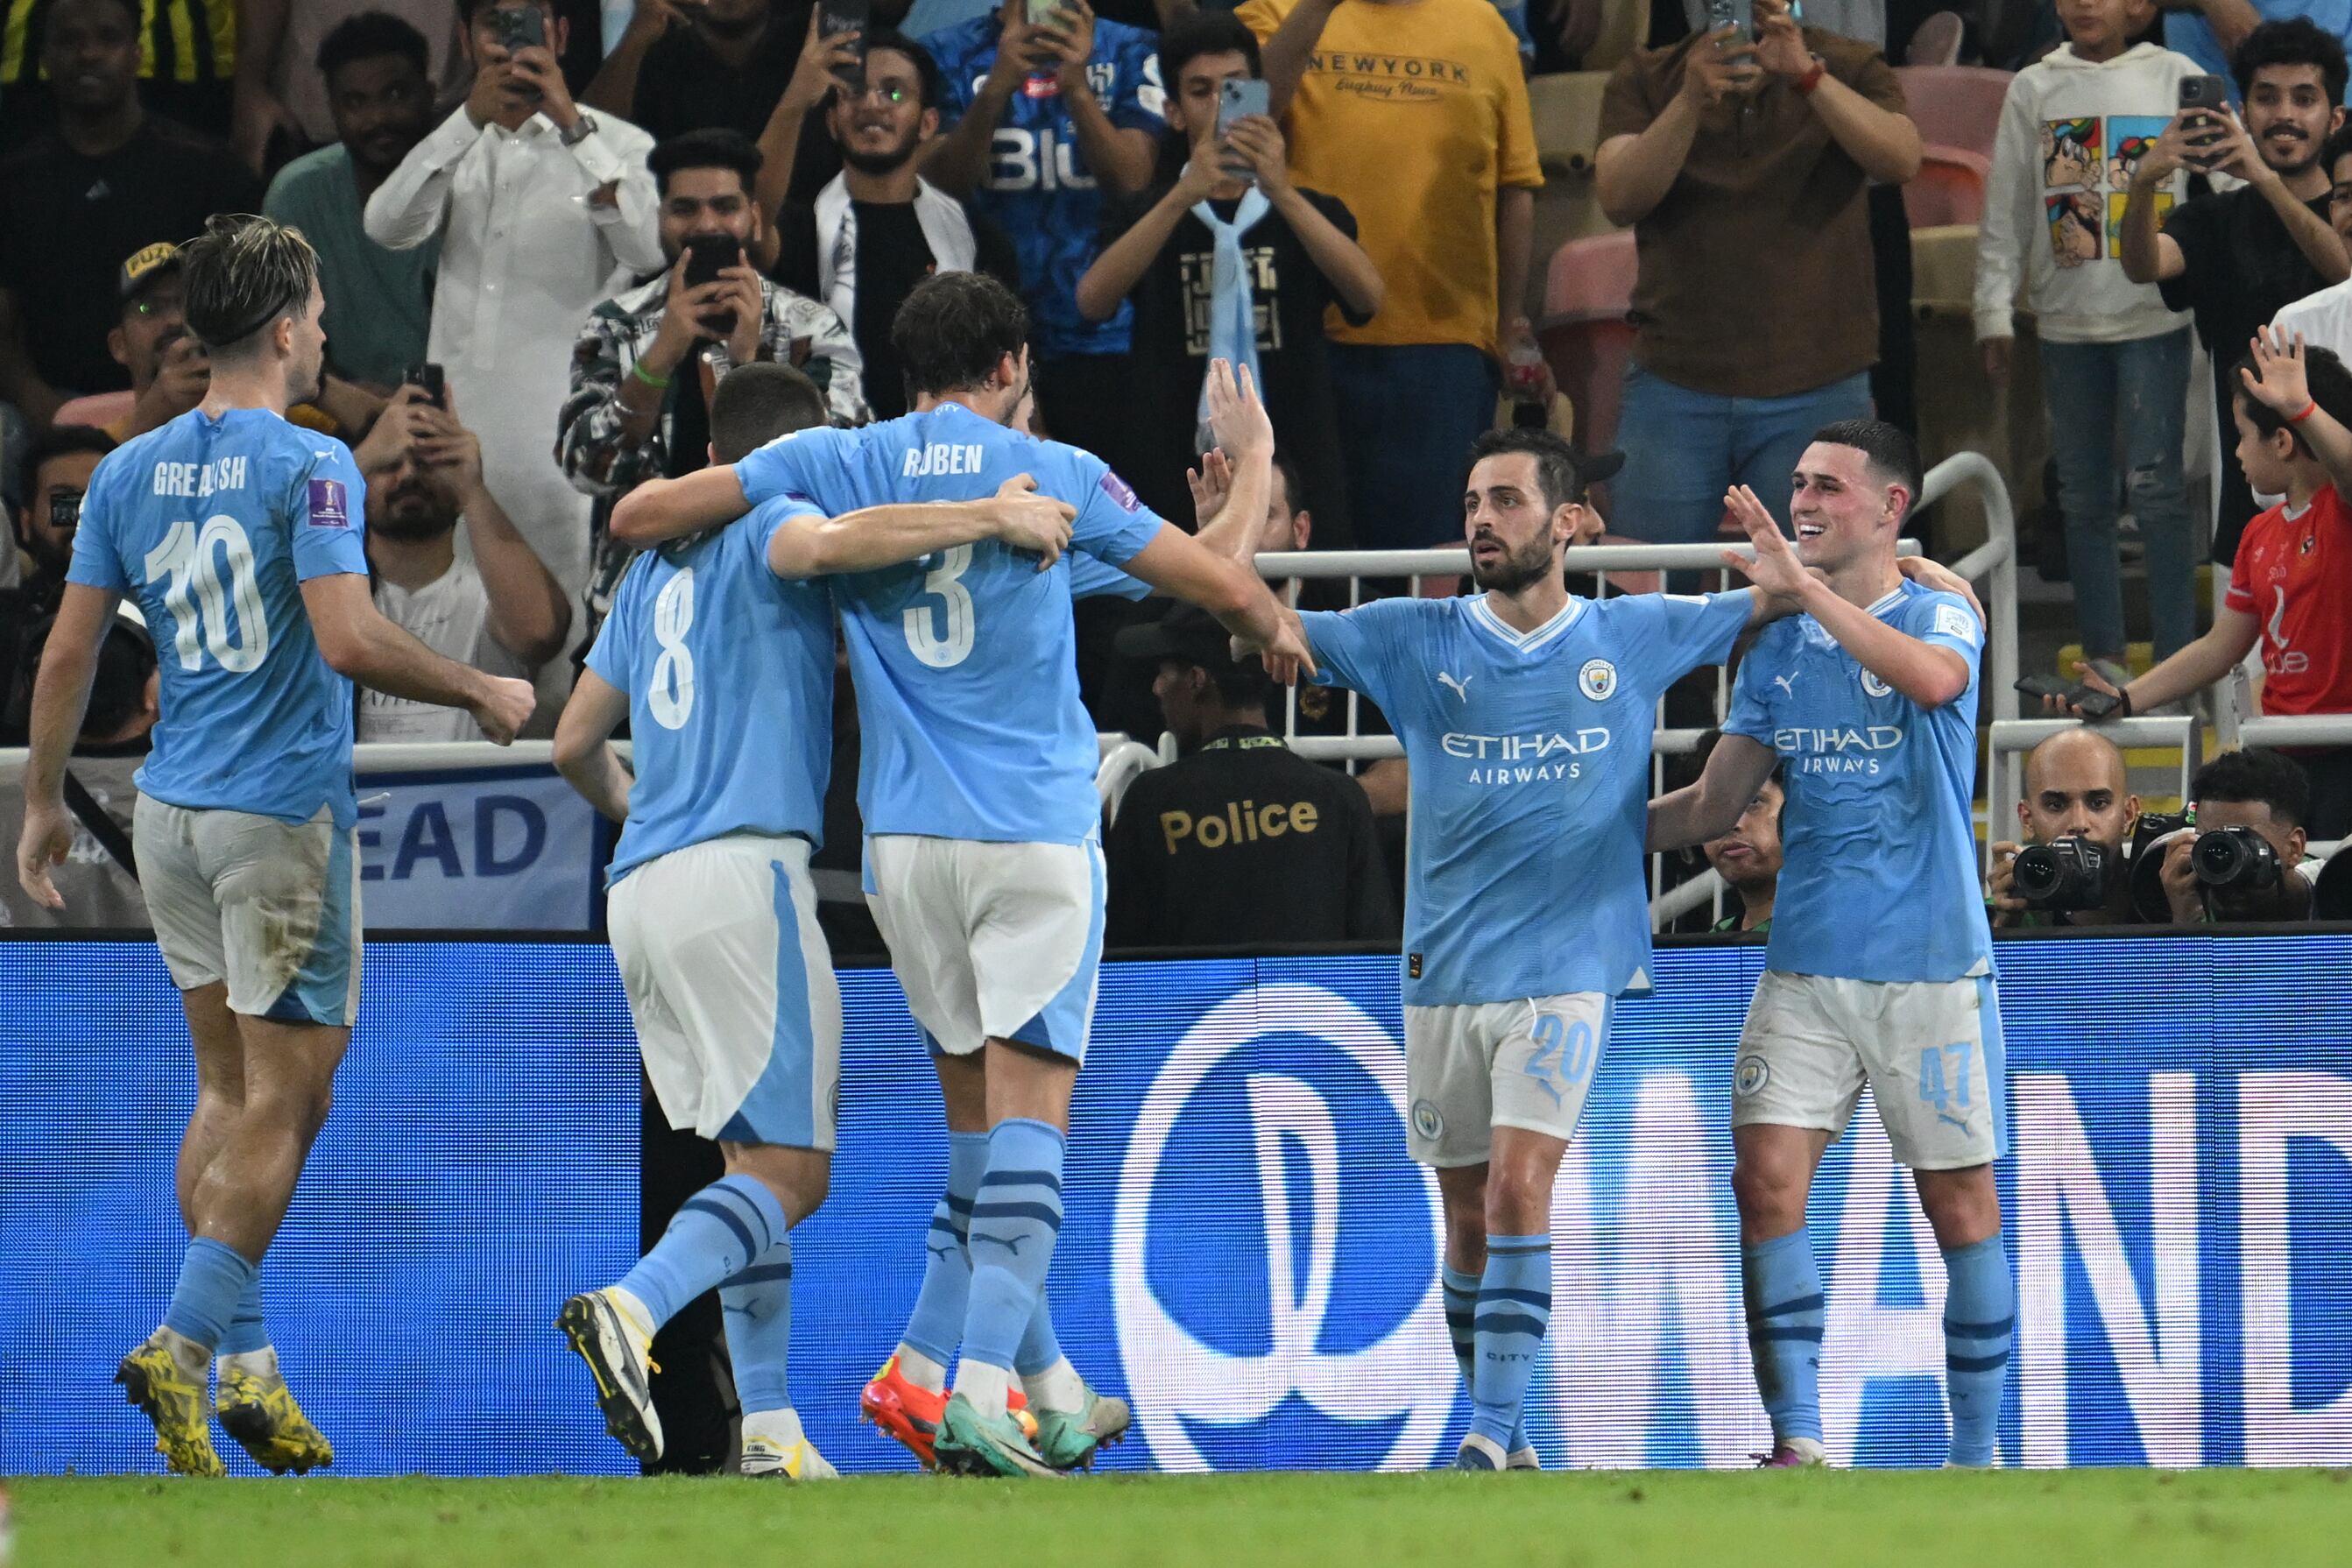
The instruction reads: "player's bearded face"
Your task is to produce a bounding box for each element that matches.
[1468,523,1556,594]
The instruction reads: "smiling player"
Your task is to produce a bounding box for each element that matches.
[1649,420,2010,1470]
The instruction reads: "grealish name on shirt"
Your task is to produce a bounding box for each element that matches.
[152,456,251,497]
[901,442,987,477]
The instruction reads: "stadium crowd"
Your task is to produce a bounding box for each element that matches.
[4,0,2350,942]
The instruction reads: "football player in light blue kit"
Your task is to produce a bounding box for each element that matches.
[13,215,535,1478]
[549,364,1077,1480]
[608,272,1306,1476]
[1292,427,1779,1472]
[1650,420,2010,1470]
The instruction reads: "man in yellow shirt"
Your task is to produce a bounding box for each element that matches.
[1234,0,1542,550]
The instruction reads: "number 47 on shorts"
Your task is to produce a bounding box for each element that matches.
[1918,1041,1974,1126]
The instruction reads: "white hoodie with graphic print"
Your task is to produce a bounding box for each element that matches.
[1975,41,2214,345]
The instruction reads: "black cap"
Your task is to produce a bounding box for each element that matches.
[1114,604,1243,672]
[1569,448,1626,496]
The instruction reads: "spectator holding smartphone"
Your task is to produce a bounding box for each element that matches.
[352,385,573,740]
[2052,328,2352,839]
[1977,0,2209,673]
[365,0,663,630]
[2120,18,2350,568]
[1075,15,1381,533]
[920,0,1165,460]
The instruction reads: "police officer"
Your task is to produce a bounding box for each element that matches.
[1105,604,1396,949]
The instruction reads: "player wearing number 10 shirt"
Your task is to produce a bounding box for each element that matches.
[16,217,533,1480]
[714,274,1303,1476]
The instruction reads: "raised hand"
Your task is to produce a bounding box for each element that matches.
[1204,358,1273,462]
[2241,324,2311,416]
[1720,484,1809,597]
[1189,447,1234,532]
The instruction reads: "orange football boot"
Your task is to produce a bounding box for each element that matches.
[862,1355,1033,1468]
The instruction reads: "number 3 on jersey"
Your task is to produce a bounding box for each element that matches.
[904,545,975,668]
[649,569,696,729]
[144,514,270,672]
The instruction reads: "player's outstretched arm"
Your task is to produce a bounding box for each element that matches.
[15,583,116,910]
[1722,487,1969,709]
[1119,521,1317,682]
[1190,360,1277,569]
[607,464,755,547]
[1647,731,1778,853]
[766,476,1077,579]
[301,573,537,744]
[552,670,635,823]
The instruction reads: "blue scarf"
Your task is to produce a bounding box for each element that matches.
[1191,186,1272,449]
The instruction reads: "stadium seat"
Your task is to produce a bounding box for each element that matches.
[1538,230,1639,454]
[1904,145,1990,229]
[1893,65,2013,163]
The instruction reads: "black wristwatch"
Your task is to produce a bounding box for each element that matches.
[560,113,599,148]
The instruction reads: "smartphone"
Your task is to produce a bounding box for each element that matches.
[682,233,742,335]
[819,0,869,88]
[487,4,546,53]
[1217,77,1269,139]
[1027,0,1076,32]
[48,488,82,536]
[2014,674,2124,718]
[1706,0,1752,40]
[2179,74,2232,166]
[403,362,445,409]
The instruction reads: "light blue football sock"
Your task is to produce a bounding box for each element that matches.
[958,1119,1065,1375]
[1942,1233,2014,1466]
[216,1271,270,1356]
[721,1239,795,1417]
[1469,1236,1550,1449]
[1743,1229,1825,1444]
[160,1237,256,1353]
[902,1130,989,1368]
[616,1173,786,1330]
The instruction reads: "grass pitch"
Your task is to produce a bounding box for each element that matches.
[18,1469,2352,1568]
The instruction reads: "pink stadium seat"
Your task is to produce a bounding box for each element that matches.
[1538,230,1639,455]
[1904,145,1990,228]
[1893,65,2013,162]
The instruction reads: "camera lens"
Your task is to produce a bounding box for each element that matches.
[2013,844,2063,902]
[2193,827,2280,891]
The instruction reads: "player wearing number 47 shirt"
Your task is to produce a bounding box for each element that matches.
[1291,427,1784,1474]
[549,362,1080,1481]
[1649,420,2012,1473]
[14,216,535,1480]
[603,273,1307,1479]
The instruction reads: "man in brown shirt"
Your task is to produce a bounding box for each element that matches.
[1595,0,1919,553]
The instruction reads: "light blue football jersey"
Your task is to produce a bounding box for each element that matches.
[1302,589,1754,1005]
[1722,578,1994,983]
[66,407,371,827]
[586,498,835,884]
[734,402,1165,843]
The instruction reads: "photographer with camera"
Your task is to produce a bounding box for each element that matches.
[2147,747,2318,923]
[0,426,117,738]
[1988,729,2141,928]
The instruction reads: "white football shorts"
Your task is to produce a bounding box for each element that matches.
[607,832,841,1150]
[863,834,1104,1064]
[1402,992,1614,1167]
[1731,970,2009,1170]
[133,796,362,1027]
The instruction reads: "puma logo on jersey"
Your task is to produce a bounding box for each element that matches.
[1772,674,1799,697]
[1437,671,1472,703]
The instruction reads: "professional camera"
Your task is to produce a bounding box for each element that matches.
[2193,825,2282,892]
[2012,837,2114,912]
[2127,809,2195,922]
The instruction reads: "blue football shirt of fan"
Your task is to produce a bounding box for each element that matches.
[734,403,1165,844]
[1300,590,1755,1005]
[1722,578,1995,983]
[921,14,1164,357]
[586,498,835,884]
[66,407,370,827]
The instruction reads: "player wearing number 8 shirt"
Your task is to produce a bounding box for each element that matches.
[13,216,534,1479]
[611,272,1307,1477]
[1650,421,2011,1472]
[548,364,1080,1480]
[1289,427,1775,1473]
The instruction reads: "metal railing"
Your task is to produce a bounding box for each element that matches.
[1987,716,2201,876]
[1250,452,2024,929]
